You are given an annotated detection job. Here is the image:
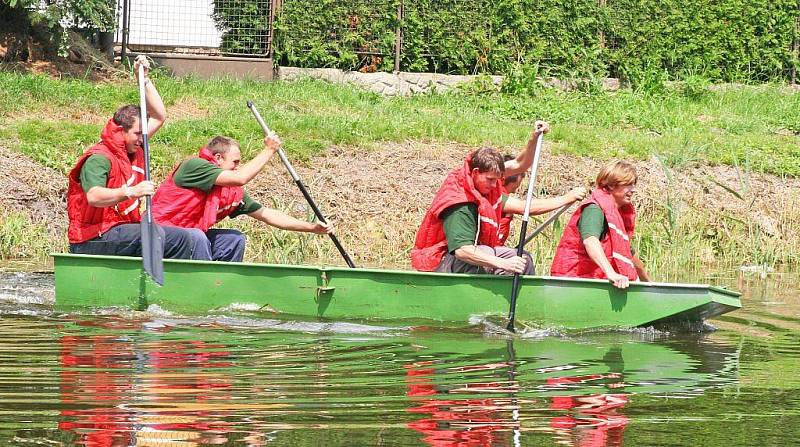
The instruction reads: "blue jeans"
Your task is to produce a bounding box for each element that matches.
[184,228,246,262]
[69,223,194,259]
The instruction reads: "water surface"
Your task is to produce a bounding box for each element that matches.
[0,271,798,446]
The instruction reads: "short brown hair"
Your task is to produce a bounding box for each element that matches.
[596,160,637,189]
[112,105,140,131]
[206,136,240,155]
[469,147,505,174]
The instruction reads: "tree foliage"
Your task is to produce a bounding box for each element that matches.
[1,0,115,57]
[2,0,115,31]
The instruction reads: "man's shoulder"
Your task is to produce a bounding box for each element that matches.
[86,152,111,163]
[82,153,112,170]
[441,202,477,219]
[174,157,217,176]
[582,203,603,215]
[180,157,214,169]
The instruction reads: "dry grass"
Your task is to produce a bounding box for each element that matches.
[2,138,799,277]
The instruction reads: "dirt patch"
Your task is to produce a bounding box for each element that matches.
[9,107,107,125]
[3,138,799,268]
[246,141,800,267]
[0,143,66,238]
[169,98,211,120]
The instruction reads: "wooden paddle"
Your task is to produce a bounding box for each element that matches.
[247,101,357,268]
[506,131,545,332]
[138,63,164,285]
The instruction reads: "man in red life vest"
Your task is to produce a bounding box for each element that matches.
[551,160,651,288]
[151,135,332,262]
[411,122,586,275]
[67,56,194,258]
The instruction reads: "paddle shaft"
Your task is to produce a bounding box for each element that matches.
[506,132,544,332]
[247,101,356,268]
[523,202,571,246]
[137,64,164,285]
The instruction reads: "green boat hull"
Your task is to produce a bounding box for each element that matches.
[52,254,741,329]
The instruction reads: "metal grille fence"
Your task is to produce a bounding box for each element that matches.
[273,0,397,71]
[115,0,273,57]
[109,0,799,81]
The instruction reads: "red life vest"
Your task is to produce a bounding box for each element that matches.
[497,185,513,245]
[151,148,244,232]
[410,155,504,271]
[550,188,638,280]
[67,119,145,244]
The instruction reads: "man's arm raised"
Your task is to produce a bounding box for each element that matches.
[133,55,166,136]
[215,134,281,187]
[504,120,550,178]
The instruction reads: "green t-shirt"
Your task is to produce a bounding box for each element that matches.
[440,196,508,254]
[79,154,112,193]
[173,158,262,218]
[578,204,608,240]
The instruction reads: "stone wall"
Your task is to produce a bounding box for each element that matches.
[277,67,622,96]
[277,67,504,96]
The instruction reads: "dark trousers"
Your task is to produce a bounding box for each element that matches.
[184,228,246,262]
[435,245,535,275]
[69,223,194,259]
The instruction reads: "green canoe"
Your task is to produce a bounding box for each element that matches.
[52,253,741,329]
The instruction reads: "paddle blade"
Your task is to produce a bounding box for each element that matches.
[141,212,164,286]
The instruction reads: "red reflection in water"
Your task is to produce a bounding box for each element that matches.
[405,361,517,447]
[405,360,630,447]
[547,374,629,447]
[58,319,235,446]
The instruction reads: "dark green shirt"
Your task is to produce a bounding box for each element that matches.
[440,196,508,253]
[173,158,262,218]
[578,204,608,240]
[79,154,112,193]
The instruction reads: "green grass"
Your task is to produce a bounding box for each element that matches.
[2,72,797,176]
[1,71,799,275]
[0,210,53,261]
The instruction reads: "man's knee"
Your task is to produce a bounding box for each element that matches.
[162,226,209,260]
[183,228,208,243]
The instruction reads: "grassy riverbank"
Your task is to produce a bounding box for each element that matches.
[1,71,798,278]
[2,72,799,176]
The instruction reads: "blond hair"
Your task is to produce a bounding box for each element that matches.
[596,160,637,189]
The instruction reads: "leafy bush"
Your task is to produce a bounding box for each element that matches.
[1,0,115,57]
[272,0,397,70]
[263,0,800,82]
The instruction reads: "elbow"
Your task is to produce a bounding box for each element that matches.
[86,198,106,208]
[85,192,103,208]
[453,246,470,262]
